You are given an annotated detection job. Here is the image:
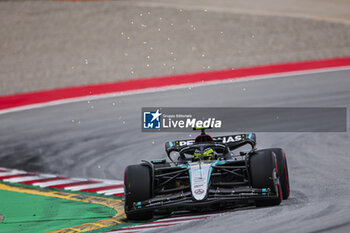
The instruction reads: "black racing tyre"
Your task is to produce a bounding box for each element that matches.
[259,148,290,200]
[124,164,153,220]
[250,150,282,207]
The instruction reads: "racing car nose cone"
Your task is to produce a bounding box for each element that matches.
[189,162,211,201]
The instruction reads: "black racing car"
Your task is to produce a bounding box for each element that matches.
[124,127,290,220]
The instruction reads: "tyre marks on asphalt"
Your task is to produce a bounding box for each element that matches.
[0,168,124,197]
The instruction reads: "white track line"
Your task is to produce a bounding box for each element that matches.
[108,220,200,233]
[97,188,124,195]
[107,213,221,232]
[1,66,349,116]
[93,178,124,185]
[33,178,86,188]
[3,175,55,183]
[0,168,126,196]
[65,183,112,191]
[154,214,218,222]
[108,230,139,233]
[0,171,26,177]
[108,223,180,233]
[145,220,200,226]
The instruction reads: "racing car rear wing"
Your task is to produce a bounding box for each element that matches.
[165,133,256,154]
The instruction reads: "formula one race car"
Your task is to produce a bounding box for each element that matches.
[124,127,290,220]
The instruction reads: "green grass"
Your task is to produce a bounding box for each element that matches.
[0,189,116,233]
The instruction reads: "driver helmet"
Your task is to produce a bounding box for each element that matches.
[193,148,215,161]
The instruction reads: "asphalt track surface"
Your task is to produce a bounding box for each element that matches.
[1,0,350,95]
[0,69,350,233]
[131,0,350,24]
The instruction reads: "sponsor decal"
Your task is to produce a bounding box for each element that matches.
[221,135,242,143]
[179,140,195,146]
[169,135,246,148]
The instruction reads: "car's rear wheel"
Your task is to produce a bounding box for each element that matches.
[250,150,282,207]
[124,164,153,220]
[259,148,290,200]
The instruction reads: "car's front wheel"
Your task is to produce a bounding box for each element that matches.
[124,164,153,220]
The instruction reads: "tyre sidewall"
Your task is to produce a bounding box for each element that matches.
[250,149,282,206]
[124,164,153,220]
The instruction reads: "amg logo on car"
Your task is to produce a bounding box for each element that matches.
[194,189,205,195]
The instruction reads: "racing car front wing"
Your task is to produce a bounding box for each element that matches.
[127,187,278,214]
